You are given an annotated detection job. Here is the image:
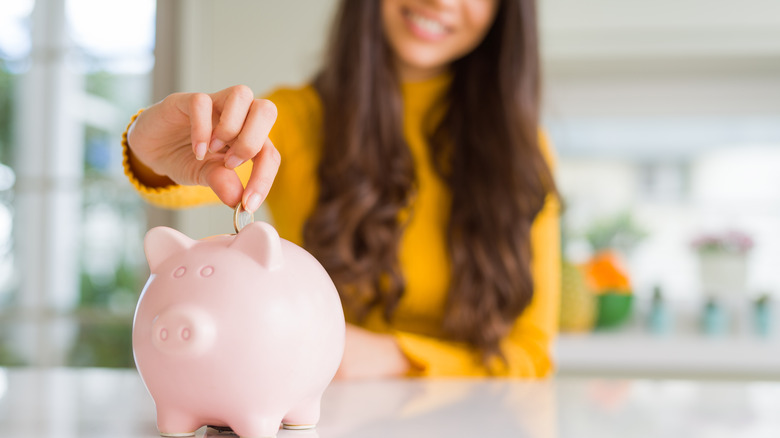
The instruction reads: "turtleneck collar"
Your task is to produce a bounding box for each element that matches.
[401,72,452,117]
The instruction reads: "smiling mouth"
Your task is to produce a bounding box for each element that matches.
[403,8,449,38]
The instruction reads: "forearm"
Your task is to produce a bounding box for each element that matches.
[394,330,553,378]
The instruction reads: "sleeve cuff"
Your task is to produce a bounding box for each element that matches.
[394,331,488,377]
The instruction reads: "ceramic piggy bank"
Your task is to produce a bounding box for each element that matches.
[132,221,345,438]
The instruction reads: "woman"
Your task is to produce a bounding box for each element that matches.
[123,0,559,378]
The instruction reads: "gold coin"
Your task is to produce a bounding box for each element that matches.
[233,203,254,233]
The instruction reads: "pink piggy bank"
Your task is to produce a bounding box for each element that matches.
[132,221,345,437]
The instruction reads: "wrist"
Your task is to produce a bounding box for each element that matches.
[382,334,411,376]
[123,110,175,188]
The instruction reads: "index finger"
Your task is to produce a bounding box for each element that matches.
[177,92,213,161]
[223,98,277,170]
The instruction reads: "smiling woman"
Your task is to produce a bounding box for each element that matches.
[123,0,560,379]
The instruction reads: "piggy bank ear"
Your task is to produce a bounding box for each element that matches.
[230,222,283,270]
[144,227,195,272]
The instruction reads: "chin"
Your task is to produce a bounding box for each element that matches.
[396,49,449,76]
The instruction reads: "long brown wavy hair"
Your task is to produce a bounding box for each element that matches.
[303,0,556,360]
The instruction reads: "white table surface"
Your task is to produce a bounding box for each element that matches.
[0,368,779,438]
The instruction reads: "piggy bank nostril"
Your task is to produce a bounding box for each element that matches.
[149,306,215,354]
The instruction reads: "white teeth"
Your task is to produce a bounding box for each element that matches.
[407,11,446,36]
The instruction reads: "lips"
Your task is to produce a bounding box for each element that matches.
[403,7,450,40]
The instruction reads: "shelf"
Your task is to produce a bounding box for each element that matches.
[555,332,780,379]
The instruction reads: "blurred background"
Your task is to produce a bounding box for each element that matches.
[0,0,778,378]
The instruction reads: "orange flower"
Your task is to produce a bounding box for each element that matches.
[583,250,632,295]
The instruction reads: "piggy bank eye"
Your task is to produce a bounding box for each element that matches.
[200,266,214,277]
[173,266,186,278]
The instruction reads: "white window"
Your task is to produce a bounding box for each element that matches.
[0,0,156,366]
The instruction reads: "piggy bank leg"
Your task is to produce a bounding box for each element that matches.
[156,408,201,437]
[230,415,282,438]
[282,397,321,430]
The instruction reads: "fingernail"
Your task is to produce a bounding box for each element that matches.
[244,193,262,212]
[194,142,208,160]
[209,138,225,153]
[224,155,245,170]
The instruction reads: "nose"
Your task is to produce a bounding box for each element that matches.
[151,305,216,356]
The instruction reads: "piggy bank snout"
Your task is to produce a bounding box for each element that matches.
[151,306,216,356]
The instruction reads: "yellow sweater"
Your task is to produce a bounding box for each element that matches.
[122,75,560,377]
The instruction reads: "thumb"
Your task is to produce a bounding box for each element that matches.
[198,161,244,208]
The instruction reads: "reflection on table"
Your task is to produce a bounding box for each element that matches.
[0,368,778,437]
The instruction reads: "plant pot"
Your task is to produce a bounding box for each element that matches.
[596,292,633,329]
[698,252,747,298]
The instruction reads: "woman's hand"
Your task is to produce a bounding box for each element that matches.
[126,85,280,212]
[335,324,411,380]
